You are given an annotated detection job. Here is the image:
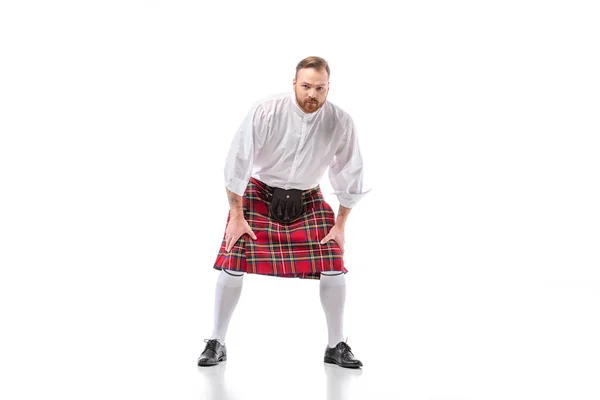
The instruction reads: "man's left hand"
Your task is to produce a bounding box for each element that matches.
[320,225,345,255]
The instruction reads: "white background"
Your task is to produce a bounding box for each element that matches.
[1,1,599,399]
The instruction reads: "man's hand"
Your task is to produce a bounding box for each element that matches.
[225,216,257,252]
[320,224,345,255]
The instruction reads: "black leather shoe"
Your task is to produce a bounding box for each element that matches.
[197,339,227,367]
[324,341,363,368]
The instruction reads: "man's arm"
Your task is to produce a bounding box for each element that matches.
[320,205,351,253]
[223,187,256,251]
[328,114,370,209]
[226,187,244,220]
[335,205,352,228]
[224,104,264,198]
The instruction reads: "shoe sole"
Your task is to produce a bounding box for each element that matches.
[324,356,362,369]
[197,355,227,367]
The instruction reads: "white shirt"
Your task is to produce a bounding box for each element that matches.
[224,92,370,208]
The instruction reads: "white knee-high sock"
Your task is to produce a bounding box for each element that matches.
[211,270,244,344]
[320,272,346,348]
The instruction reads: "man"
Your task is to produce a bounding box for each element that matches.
[198,56,369,369]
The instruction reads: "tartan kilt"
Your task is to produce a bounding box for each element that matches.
[213,177,346,280]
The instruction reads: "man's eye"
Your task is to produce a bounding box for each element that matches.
[317,87,324,91]
[303,85,309,88]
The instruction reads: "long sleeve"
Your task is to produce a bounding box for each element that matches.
[224,104,265,196]
[328,116,371,208]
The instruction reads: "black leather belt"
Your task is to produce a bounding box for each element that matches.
[266,187,306,224]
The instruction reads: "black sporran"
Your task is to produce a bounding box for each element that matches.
[268,188,305,224]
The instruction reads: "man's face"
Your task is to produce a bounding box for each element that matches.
[293,68,329,113]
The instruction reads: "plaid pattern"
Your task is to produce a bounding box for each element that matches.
[213,177,346,279]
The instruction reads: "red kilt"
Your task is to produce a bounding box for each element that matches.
[213,177,346,280]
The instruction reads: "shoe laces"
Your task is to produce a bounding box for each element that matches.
[336,341,353,354]
[204,338,220,352]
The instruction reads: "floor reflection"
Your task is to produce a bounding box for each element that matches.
[197,362,238,400]
[324,363,363,400]
[197,361,362,400]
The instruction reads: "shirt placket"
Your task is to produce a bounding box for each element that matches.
[286,116,307,188]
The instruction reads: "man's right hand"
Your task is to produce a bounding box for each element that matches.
[225,216,257,252]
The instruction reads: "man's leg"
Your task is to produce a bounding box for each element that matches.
[320,271,363,368]
[319,271,346,347]
[198,269,245,366]
[211,269,245,343]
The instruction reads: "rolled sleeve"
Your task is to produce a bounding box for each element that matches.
[224,104,264,196]
[328,116,371,208]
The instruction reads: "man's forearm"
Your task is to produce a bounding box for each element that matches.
[226,187,244,219]
[335,205,352,228]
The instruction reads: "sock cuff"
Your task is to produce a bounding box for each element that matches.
[218,269,244,287]
[222,268,245,277]
[319,272,346,287]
